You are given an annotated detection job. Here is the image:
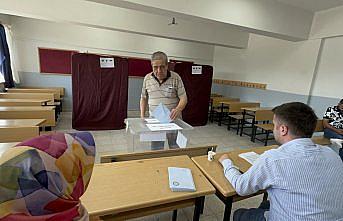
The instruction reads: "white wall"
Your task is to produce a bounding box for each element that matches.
[213,34,321,95]
[0,0,248,48]
[308,6,343,99]
[101,0,313,41]
[10,16,214,111]
[310,5,343,39]
[11,16,214,74]
[311,37,343,98]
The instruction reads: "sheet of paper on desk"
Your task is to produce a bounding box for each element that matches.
[152,103,171,123]
[146,123,182,131]
[238,152,260,165]
[145,118,160,123]
[140,131,166,142]
[176,131,187,148]
[168,167,196,192]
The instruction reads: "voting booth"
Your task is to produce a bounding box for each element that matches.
[125,118,193,152]
[171,62,213,126]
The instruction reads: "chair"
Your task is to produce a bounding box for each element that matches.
[311,120,331,145]
[252,110,274,146]
[209,97,239,122]
[227,103,260,134]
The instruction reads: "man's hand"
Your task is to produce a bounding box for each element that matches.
[170,108,181,121]
[219,154,230,164]
[338,129,343,135]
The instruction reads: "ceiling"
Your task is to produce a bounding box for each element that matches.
[276,0,343,12]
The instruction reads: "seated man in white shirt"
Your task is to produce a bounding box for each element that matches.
[219,102,343,221]
[323,99,343,160]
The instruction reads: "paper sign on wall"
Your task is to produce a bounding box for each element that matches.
[192,66,202,75]
[100,57,115,68]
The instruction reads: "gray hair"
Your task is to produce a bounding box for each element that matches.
[151,51,168,64]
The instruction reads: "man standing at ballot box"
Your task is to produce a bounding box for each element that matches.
[219,102,343,221]
[140,51,187,149]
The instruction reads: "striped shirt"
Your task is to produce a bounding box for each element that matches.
[141,71,187,115]
[221,138,343,221]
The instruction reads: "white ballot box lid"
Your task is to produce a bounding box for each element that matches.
[125,118,193,135]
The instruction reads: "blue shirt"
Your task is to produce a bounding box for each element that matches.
[222,138,343,221]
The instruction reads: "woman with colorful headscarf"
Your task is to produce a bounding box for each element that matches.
[0,132,96,221]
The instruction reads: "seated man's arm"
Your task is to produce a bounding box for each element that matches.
[323,119,343,135]
[220,153,275,196]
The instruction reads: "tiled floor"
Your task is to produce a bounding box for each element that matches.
[55,112,272,221]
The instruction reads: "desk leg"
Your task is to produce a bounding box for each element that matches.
[193,196,205,221]
[172,209,178,221]
[216,192,233,221]
[222,196,233,221]
[210,100,213,122]
[219,103,224,126]
[240,110,246,136]
[200,196,205,214]
[251,119,256,142]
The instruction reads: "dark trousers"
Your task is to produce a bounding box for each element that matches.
[233,200,270,221]
[324,128,343,139]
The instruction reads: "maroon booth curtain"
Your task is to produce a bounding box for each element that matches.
[128,58,152,77]
[173,63,213,126]
[72,53,128,130]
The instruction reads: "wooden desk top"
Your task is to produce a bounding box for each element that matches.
[0,92,53,97]
[0,142,19,157]
[81,155,215,217]
[0,98,50,103]
[0,119,46,127]
[212,97,239,101]
[191,145,277,197]
[0,106,55,111]
[7,88,61,99]
[219,100,241,105]
[241,107,273,112]
[7,88,56,92]
[20,87,65,96]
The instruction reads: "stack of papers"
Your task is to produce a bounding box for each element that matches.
[238,152,260,165]
[168,167,196,192]
[144,118,160,123]
[152,103,171,123]
[146,123,182,131]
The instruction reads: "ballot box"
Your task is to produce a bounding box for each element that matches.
[125,118,193,152]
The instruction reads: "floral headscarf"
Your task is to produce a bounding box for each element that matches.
[0,132,95,221]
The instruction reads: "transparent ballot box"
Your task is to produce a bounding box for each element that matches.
[125,118,193,152]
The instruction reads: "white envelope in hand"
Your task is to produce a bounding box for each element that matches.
[152,103,171,123]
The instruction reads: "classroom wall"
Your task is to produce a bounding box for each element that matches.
[10,6,343,116]
[212,34,323,113]
[307,7,343,115]
[213,34,321,95]
[308,36,343,115]
[212,26,343,117]
[11,16,214,111]
[0,0,248,48]
[110,0,313,40]
[310,5,343,39]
